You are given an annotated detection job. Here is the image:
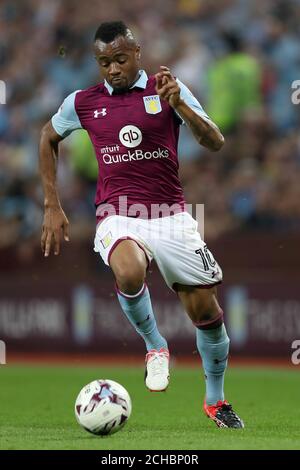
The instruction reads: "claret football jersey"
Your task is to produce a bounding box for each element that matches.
[51,70,210,222]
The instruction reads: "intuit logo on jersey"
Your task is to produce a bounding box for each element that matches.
[101,147,169,164]
[99,124,169,164]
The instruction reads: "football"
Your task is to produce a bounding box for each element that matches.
[75,379,132,435]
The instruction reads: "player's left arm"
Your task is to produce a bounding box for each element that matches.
[155,66,224,152]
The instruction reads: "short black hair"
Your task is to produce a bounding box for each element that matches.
[94,21,131,43]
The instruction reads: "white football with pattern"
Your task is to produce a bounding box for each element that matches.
[75,379,132,435]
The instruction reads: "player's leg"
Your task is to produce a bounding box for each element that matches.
[150,212,244,424]
[110,239,169,391]
[110,239,167,351]
[175,283,244,428]
[175,284,228,406]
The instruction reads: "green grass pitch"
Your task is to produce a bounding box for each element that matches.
[0,364,299,450]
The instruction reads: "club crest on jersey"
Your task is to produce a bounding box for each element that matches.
[143,95,162,114]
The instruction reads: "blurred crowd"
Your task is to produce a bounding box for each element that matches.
[1,0,300,255]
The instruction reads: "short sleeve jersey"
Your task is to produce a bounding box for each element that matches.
[51,70,210,221]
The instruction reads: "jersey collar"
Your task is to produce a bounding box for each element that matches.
[104,70,148,95]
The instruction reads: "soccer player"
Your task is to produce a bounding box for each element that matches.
[40,21,244,428]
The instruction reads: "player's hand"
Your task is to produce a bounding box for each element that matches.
[41,206,70,257]
[155,66,182,109]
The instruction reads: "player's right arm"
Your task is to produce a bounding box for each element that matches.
[39,91,82,257]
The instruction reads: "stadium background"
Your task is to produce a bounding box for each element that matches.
[1,0,300,364]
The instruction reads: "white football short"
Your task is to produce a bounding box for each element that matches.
[94,212,223,292]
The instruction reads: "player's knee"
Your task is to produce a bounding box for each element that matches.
[191,303,219,323]
[187,293,222,328]
[114,261,146,295]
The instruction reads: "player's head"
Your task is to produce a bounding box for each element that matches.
[94,21,141,93]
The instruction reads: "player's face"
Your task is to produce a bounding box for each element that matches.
[94,36,140,93]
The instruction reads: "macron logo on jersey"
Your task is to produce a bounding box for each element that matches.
[94,108,107,118]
